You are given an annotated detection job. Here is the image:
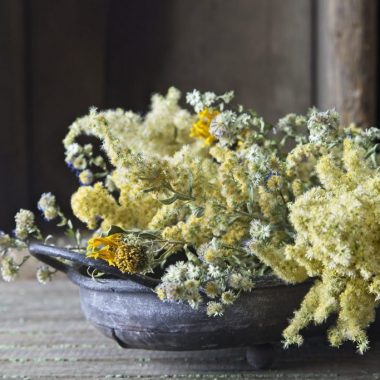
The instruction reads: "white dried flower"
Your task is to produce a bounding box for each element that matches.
[250,172,264,187]
[163,261,188,282]
[210,118,230,140]
[36,266,54,284]
[186,89,203,112]
[209,114,236,146]
[246,144,268,167]
[79,169,94,185]
[93,156,105,168]
[207,301,224,317]
[187,90,234,113]
[219,91,234,104]
[0,232,12,247]
[188,293,202,310]
[1,257,19,282]
[250,219,271,243]
[164,284,184,301]
[186,89,201,106]
[307,109,340,145]
[184,279,199,292]
[207,264,222,279]
[221,290,237,305]
[38,193,58,221]
[202,92,217,107]
[219,110,237,125]
[72,155,87,170]
[14,209,36,240]
[105,175,117,192]
[239,277,254,291]
[187,263,201,279]
[83,144,93,155]
[229,273,243,289]
[237,113,252,126]
[65,143,82,158]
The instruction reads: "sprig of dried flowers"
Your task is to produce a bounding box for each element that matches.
[1,87,380,353]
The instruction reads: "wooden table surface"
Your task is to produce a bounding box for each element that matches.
[1,280,380,380]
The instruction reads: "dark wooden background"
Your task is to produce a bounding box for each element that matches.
[0,0,377,230]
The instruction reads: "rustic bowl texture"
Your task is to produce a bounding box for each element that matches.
[67,268,311,351]
[29,242,313,369]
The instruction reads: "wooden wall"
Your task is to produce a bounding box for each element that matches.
[317,0,377,126]
[0,0,376,229]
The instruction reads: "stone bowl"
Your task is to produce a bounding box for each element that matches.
[29,242,313,369]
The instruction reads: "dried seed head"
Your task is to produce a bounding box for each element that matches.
[114,243,148,274]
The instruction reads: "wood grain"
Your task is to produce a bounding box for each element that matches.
[109,0,313,123]
[317,0,377,126]
[0,0,29,230]
[1,280,380,379]
[27,0,108,220]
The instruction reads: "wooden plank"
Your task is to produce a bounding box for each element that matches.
[317,0,377,126]
[1,280,380,378]
[0,0,29,230]
[105,0,171,111]
[27,0,108,219]
[105,0,313,123]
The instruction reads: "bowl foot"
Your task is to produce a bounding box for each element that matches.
[111,329,129,349]
[246,344,275,370]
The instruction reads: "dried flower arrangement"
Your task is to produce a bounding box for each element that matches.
[1,88,380,353]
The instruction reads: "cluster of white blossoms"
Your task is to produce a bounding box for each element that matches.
[37,193,59,221]
[307,109,341,145]
[186,89,234,113]
[249,219,271,244]
[1,257,19,282]
[14,209,39,240]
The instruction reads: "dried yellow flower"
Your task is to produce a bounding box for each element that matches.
[114,244,148,274]
[190,108,219,145]
[87,233,148,274]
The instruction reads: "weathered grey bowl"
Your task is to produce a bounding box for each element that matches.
[29,243,313,369]
[67,268,311,351]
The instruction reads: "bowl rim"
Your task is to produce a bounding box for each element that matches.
[29,242,305,295]
[67,266,290,294]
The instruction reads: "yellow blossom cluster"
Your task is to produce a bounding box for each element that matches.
[254,140,380,353]
[7,86,380,355]
[71,182,159,231]
[285,143,326,196]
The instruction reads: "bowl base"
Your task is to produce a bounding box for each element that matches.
[246,344,275,370]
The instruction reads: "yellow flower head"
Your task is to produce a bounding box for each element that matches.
[190,108,219,145]
[114,243,148,274]
[87,233,148,273]
[204,248,218,264]
[266,174,284,192]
